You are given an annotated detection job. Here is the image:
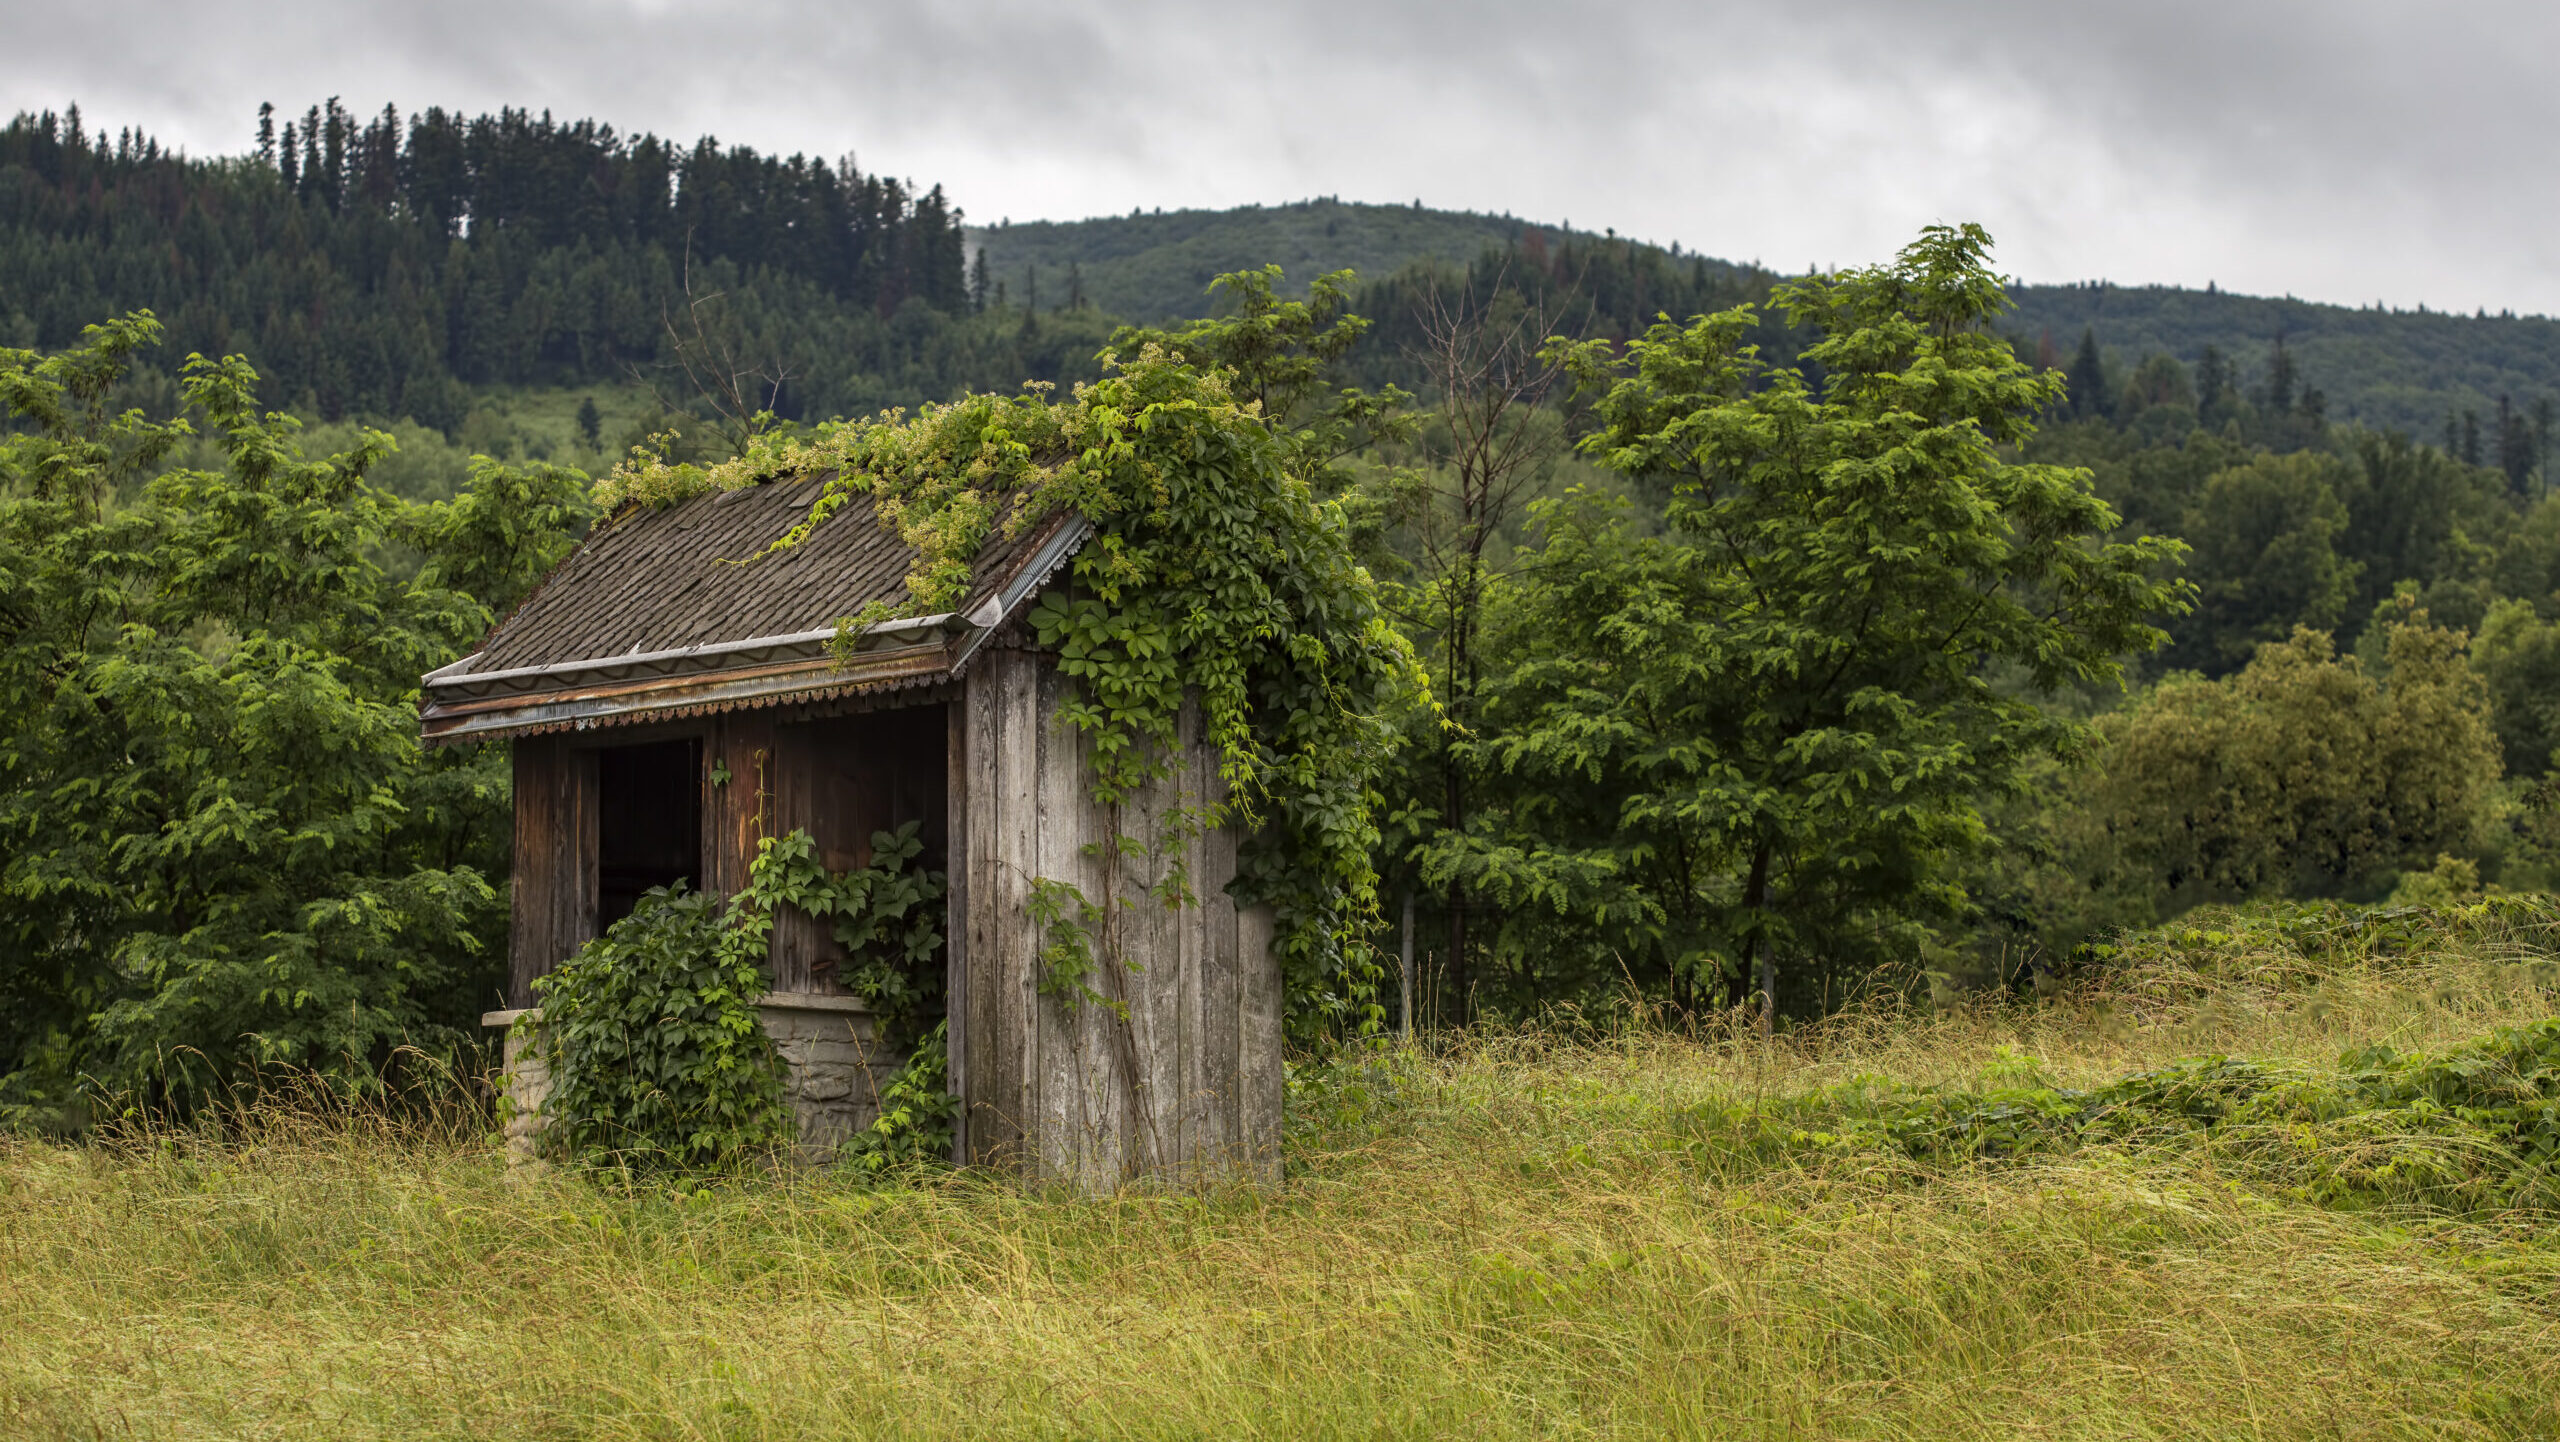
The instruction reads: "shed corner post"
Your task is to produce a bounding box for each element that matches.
[945,695,971,1165]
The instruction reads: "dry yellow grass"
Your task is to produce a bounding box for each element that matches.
[4,917,2556,1440]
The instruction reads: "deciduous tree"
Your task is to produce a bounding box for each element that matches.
[1440,225,2184,1031]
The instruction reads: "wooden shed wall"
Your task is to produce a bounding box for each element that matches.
[956,645,1283,1188]
[511,705,951,1001]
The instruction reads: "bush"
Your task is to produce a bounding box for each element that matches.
[523,884,788,1172]
[521,824,952,1175]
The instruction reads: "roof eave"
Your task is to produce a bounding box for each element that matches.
[414,513,1094,747]
[418,640,960,745]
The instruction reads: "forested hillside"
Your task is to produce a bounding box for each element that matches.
[2008,282,2560,442]
[0,102,1115,428]
[979,203,2560,442]
[11,100,2551,452]
[968,197,1753,324]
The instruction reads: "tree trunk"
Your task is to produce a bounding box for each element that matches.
[1744,843,1773,1043]
[1447,883,1469,1026]
[1444,741,1470,1026]
[1399,891,1415,1041]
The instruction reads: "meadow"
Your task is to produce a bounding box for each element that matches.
[4,909,2556,1441]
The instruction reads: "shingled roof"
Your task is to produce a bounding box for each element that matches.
[417,477,1088,745]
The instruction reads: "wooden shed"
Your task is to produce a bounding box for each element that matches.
[420,478,1281,1187]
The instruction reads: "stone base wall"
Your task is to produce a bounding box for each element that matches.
[483,994,907,1166]
[760,994,906,1162]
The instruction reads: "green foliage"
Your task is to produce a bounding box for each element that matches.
[2472,597,2560,776]
[525,883,788,1172]
[1025,875,1115,1016]
[747,824,946,1041]
[972,199,1554,324]
[2007,280,2560,444]
[1434,225,2185,1016]
[0,313,589,1125]
[2065,619,2500,917]
[0,104,1104,429]
[1107,264,1415,495]
[1822,1015,2560,1213]
[838,1019,956,1178]
[2174,451,2360,670]
[979,202,2560,446]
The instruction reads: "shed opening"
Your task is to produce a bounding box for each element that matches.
[597,737,702,927]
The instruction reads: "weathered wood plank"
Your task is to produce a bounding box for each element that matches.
[565,744,600,963]
[1127,705,1180,1179]
[1238,902,1283,1185]
[960,665,1001,1163]
[1034,657,1108,1187]
[507,737,557,1009]
[707,712,777,903]
[944,698,970,1164]
[701,718,731,897]
[985,649,1043,1170]
[768,720,816,993]
[1199,738,1243,1172]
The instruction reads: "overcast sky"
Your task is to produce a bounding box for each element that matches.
[6,0,2552,314]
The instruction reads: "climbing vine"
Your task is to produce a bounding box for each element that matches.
[748,823,948,1046]
[602,346,1422,1036]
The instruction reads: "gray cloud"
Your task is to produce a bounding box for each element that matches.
[4,0,2550,311]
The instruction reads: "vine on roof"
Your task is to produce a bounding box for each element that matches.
[601,348,1420,1036]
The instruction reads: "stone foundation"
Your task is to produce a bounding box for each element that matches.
[483,993,907,1166]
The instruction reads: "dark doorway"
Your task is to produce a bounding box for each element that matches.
[597,737,702,928]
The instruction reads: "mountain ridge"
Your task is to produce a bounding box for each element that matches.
[972,201,2560,440]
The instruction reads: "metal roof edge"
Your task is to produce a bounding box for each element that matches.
[419,611,959,705]
[949,514,1094,678]
[419,643,959,745]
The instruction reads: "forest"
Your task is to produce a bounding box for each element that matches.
[4,99,2560,1106]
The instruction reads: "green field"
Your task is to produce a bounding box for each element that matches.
[6,912,2555,1440]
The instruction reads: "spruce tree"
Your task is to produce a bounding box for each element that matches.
[2067,327,2112,420]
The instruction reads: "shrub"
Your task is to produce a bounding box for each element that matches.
[521,824,952,1175]
[525,884,788,1172]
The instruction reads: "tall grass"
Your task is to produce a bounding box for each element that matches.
[4,908,2556,1440]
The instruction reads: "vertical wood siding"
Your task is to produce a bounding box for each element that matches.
[506,736,597,1008]
[954,645,1281,1188]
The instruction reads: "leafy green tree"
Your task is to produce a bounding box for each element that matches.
[2074,618,2499,912]
[2472,598,2560,776]
[2066,327,2113,422]
[2337,431,2509,635]
[1365,273,1581,1019]
[1440,225,2183,1028]
[2486,493,2560,605]
[2175,452,2360,672]
[0,314,589,1124]
[1108,265,1413,496]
